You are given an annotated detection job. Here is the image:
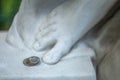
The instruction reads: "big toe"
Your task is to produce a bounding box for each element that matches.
[42,53,61,64]
[42,41,71,64]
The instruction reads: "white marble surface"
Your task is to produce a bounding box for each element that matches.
[0,32,96,80]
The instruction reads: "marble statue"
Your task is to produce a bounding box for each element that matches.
[0,0,118,80]
[6,0,116,64]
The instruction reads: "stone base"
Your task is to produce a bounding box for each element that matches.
[0,32,96,80]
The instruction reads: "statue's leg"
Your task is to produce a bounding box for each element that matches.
[33,0,117,64]
[6,0,65,49]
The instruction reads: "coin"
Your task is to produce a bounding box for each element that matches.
[23,56,40,67]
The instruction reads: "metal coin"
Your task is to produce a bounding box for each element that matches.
[23,56,40,67]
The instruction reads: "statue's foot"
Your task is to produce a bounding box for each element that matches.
[33,1,84,64]
[33,0,116,64]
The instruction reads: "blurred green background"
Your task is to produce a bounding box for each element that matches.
[0,0,21,30]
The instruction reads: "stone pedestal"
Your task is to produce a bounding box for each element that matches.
[0,32,96,80]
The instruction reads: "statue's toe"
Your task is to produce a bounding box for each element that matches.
[33,36,56,51]
[42,41,71,64]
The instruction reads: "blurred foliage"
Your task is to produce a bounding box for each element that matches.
[0,0,21,30]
